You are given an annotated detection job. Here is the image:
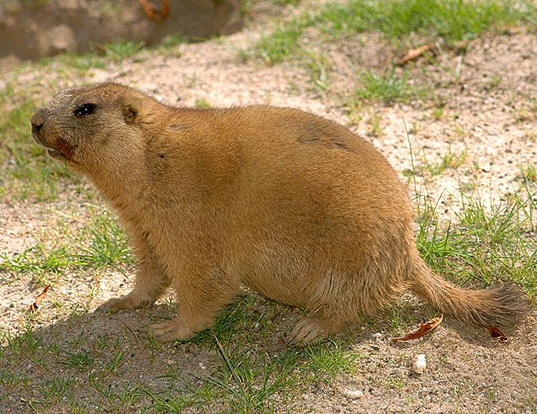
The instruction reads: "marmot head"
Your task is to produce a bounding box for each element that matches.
[31,83,144,165]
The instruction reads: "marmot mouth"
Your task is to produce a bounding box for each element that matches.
[32,132,70,161]
[39,136,74,162]
[47,148,68,161]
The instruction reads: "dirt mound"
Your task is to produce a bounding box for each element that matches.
[0,0,243,60]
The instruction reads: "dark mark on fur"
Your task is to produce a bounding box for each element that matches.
[55,137,75,160]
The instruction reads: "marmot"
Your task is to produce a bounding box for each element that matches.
[31,83,527,344]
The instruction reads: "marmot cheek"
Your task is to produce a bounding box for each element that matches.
[54,137,75,161]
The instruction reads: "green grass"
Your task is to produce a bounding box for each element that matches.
[255,21,303,65]
[155,34,186,57]
[202,337,297,413]
[0,210,132,288]
[414,179,537,294]
[305,52,331,91]
[253,0,537,65]
[522,165,537,183]
[250,0,537,104]
[98,41,146,61]
[0,293,359,413]
[38,51,108,73]
[194,97,212,109]
[0,241,103,276]
[355,69,428,104]
[61,350,96,371]
[78,213,133,268]
[423,149,468,176]
[312,0,537,42]
[202,340,356,413]
[401,128,537,295]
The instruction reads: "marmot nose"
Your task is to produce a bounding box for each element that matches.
[31,109,46,133]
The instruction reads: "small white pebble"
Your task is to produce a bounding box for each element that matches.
[342,388,364,400]
[372,332,383,340]
[412,354,427,374]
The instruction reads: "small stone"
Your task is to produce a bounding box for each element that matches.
[342,388,364,400]
[412,354,427,374]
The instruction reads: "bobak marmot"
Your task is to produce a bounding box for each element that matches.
[31,82,527,344]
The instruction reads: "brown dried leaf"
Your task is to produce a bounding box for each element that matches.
[397,44,434,66]
[392,314,444,343]
[27,285,50,312]
[140,0,170,22]
[487,326,508,343]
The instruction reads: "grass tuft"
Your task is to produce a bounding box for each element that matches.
[202,336,295,413]
[355,69,427,104]
[98,41,146,61]
[300,341,357,383]
[255,21,304,66]
[415,186,537,293]
[0,211,132,283]
[78,214,132,268]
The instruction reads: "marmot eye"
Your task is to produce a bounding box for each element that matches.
[74,103,96,117]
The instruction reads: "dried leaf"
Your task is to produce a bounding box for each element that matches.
[140,0,170,22]
[397,45,434,66]
[27,285,50,312]
[392,314,444,343]
[487,326,508,343]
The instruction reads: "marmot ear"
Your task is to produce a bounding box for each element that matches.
[122,96,142,124]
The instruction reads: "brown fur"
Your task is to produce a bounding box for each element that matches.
[31,83,528,344]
